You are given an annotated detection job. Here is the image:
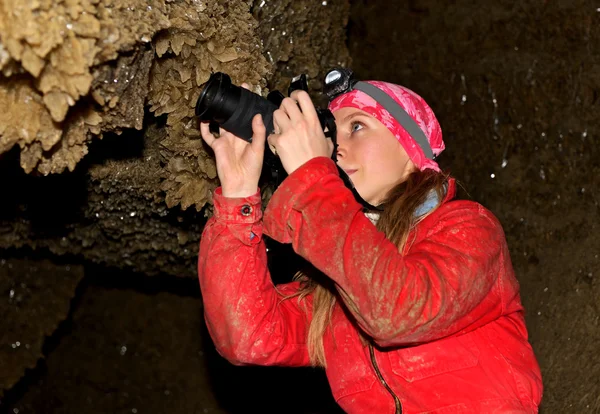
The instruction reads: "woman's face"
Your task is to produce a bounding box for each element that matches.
[333,107,415,205]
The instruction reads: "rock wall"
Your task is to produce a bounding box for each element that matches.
[0,256,83,397]
[0,0,351,277]
[0,0,351,401]
[0,0,170,174]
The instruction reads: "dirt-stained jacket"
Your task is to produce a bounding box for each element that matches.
[198,157,543,413]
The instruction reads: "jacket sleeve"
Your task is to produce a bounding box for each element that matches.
[263,157,514,348]
[198,187,311,367]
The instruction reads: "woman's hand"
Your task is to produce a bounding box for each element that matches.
[200,84,266,198]
[268,90,334,175]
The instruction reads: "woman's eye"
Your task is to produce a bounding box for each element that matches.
[351,122,364,133]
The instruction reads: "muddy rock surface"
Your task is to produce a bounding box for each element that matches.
[0,0,349,210]
[0,0,170,174]
[0,0,350,278]
[252,0,350,100]
[2,266,341,413]
[0,255,83,399]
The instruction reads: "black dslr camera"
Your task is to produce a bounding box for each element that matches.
[195,72,337,186]
[195,68,380,210]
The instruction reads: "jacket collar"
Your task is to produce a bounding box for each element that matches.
[442,177,457,205]
[365,177,456,224]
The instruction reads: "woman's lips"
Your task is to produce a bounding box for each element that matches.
[344,169,358,175]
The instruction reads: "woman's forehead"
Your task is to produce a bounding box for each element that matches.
[333,107,373,122]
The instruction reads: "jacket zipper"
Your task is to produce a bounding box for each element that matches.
[369,343,402,414]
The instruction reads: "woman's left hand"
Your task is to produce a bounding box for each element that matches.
[268,90,335,175]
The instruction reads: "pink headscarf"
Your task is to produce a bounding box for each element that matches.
[328,81,445,172]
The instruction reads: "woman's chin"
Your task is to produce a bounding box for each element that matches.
[356,190,377,206]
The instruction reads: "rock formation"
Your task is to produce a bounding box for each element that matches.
[0,0,351,278]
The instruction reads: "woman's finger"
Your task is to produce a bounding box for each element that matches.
[280,97,303,124]
[200,121,216,147]
[250,114,266,154]
[219,129,237,141]
[290,90,319,122]
[267,132,280,154]
[273,108,291,133]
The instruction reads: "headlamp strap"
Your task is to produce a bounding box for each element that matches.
[353,82,434,160]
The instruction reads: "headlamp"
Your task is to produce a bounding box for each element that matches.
[322,67,435,161]
[323,67,357,102]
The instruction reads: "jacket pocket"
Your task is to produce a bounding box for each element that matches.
[389,334,480,382]
[331,375,377,401]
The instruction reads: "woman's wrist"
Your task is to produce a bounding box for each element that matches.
[221,186,259,199]
[213,187,263,224]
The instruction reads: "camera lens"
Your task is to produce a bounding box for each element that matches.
[196,73,241,124]
[195,72,279,142]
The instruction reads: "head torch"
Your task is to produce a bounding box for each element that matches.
[322,67,435,161]
[323,67,358,102]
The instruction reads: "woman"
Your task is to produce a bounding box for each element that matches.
[198,74,543,413]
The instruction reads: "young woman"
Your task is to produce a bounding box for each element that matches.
[198,73,543,413]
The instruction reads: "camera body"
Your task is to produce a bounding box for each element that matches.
[195,72,336,186]
[195,69,379,211]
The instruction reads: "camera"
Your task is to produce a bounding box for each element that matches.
[195,69,381,211]
[195,72,336,186]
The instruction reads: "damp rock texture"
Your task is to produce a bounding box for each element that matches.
[2,271,340,413]
[0,0,351,279]
[147,0,271,211]
[349,0,599,412]
[0,257,83,398]
[252,0,351,101]
[151,0,350,211]
[0,123,205,279]
[0,0,170,175]
[0,0,350,212]
[0,0,264,210]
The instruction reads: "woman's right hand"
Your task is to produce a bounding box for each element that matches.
[200,84,266,198]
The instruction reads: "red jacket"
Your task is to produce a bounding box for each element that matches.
[198,157,543,413]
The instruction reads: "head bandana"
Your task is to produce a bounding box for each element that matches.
[328,81,445,172]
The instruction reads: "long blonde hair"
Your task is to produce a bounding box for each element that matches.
[283,168,449,367]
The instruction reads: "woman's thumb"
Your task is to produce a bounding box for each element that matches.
[251,114,266,152]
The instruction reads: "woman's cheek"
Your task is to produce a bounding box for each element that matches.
[360,144,384,175]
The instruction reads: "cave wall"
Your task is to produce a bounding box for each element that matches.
[347,0,599,411]
[0,0,351,278]
[0,256,83,399]
[0,0,351,402]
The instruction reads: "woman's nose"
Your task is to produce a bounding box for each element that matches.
[336,143,346,159]
[336,134,347,159]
